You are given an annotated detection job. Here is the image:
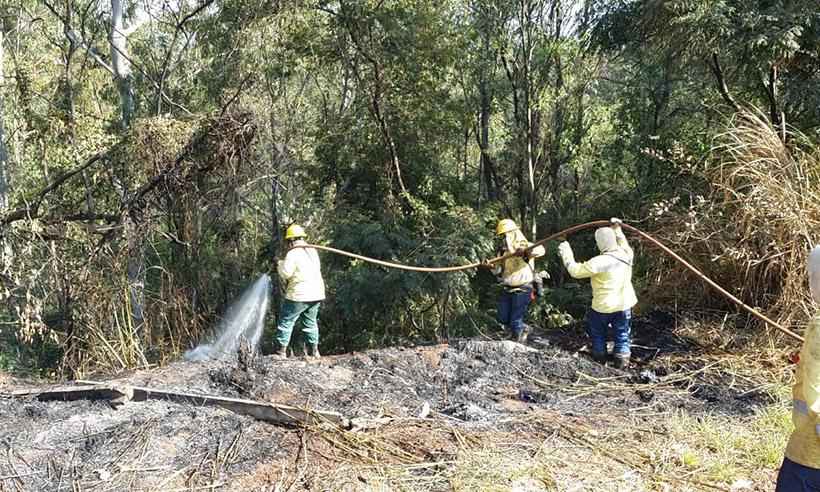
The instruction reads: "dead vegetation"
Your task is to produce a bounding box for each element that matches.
[647,109,820,335]
[0,315,793,491]
[0,111,259,376]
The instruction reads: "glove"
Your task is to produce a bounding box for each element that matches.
[515,247,529,259]
[478,259,493,270]
[557,241,572,260]
[610,217,623,227]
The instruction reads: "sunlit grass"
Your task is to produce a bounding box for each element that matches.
[656,394,790,484]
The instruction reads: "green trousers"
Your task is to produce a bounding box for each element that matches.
[276,300,321,347]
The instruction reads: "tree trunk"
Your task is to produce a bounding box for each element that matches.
[370,67,408,204]
[0,27,14,273]
[0,29,11,273]
[125,214,145,329]
[478,84,498,201]
[764,65,782,134]
[708,52,741,112]
[111,0,135,128]
[526,104,536,238]
[270,162,282,307]
[524,2,535,237]
[111,0,143,330]
[512,0,538,238]
[0,29,8,213]
[478,26,497,203]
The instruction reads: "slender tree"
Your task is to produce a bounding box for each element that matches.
[0,27,10,273]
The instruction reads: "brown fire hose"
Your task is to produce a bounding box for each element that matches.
[295,220,804,343]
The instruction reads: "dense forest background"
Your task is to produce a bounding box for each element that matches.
[0,0,818,376]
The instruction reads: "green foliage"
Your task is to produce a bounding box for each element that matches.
[317,201,496,351]
[3,0,820,373]
[0,319,61,377]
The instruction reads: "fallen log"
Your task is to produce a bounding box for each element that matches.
[5,381,349,429]
[6,384,132,405]
[78,380,350,428]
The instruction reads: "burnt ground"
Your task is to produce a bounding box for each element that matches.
[0,313,789,491]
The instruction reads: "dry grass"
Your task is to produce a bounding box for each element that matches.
[648,108,820,335]
[307,381,791,491]
[660,404,789,482]
[301,407,789,491]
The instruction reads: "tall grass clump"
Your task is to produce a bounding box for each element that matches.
[648,109,820,334]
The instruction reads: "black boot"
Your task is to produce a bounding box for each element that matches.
[592,352,607,364]
[273,344,287,359]
[516,324,531,344]
[502,326,515,340]
[614,354,630,369]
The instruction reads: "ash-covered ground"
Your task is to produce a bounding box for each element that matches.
[0,313,781,491]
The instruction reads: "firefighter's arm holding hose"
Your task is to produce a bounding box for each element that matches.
[611,218,634,262]
[519,242,546,260]
[557,241,597,279]
[276,250,298,285]
[478,239,544,272]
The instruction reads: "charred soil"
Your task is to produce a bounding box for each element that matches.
[0,313,790,491]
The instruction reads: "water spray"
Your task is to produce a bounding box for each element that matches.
[185,274,272,361]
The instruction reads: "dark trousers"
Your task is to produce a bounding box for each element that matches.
[497,287,532,335]
[586,308,632,357]
[777,457,820,491]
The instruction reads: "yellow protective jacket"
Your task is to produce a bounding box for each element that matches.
[277,240,326,303]
[785,313,820,469]
[493,229,546,288]
[559,228,637,314]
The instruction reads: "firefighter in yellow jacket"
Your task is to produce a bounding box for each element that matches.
[274,224,325,359]
[557,218,637,368]
[777,245,820,490]
[483,219,545,343]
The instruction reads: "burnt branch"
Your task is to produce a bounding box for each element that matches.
[124,112,257,215]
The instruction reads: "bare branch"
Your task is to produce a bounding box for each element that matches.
[155,0,216,114]
[1,153,106,225]
[177,0,218,29]
[708,52,741,112]
[42,0,116,75]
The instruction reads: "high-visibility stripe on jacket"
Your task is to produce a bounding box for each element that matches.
[277,240,326,302]
[559,228,637,314]
[785,313,820,469]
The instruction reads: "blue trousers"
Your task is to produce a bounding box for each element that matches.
[587,308,631,357]
[777,457,820,491]
[497,287,532,336]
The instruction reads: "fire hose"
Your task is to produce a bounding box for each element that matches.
[297,220,804,343]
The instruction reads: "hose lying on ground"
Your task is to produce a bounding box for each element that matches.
[296,221,804,343]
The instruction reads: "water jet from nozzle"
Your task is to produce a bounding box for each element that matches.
[185,274,271,361]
